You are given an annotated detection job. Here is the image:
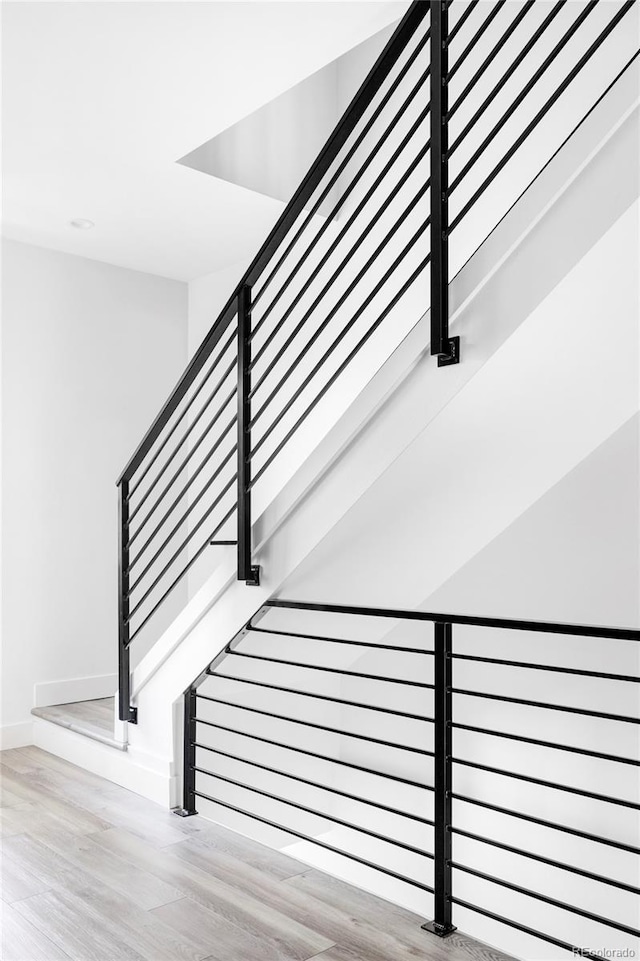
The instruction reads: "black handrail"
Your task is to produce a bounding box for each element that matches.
[178,598,640,959]
[266,597,640,640]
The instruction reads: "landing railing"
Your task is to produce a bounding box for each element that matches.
[179,599,640,960]
[116,0,638,722]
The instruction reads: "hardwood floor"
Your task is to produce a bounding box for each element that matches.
[0,747,515,961]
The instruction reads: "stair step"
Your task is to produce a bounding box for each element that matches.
[31,698,125,751]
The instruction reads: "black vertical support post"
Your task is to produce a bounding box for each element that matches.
[237,285,260,586]
[175,687,197,817]
[118,480,137,724]
[430,1,459,367]
[423,621,456,936]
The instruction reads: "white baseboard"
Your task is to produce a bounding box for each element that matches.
[0,721,33,750]
[32,717,177,807]
[34,674,118,708]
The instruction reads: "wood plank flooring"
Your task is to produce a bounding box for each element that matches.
[31,700,121,750]
[0,747,515,961]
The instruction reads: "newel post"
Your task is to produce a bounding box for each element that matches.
[117,478,137,724]
[237,284,260,586]
[430,0,459,367]
[423,620,456,936]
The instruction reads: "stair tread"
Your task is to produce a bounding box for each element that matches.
[31,698,125,751]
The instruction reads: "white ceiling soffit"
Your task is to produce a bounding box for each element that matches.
[1,1,409,282]
[178,24,395,215]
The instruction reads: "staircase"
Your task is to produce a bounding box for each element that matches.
[31,2,640,959]
[115,0,639,726]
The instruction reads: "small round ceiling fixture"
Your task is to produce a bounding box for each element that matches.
[70,218,95,230]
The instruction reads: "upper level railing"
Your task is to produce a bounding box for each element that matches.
[181,598,640,960]
[117,0,639,722]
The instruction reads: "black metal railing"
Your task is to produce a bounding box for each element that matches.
[179,598,640,959]
[116,0,639,722]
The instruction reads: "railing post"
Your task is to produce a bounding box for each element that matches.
[423,620,456,936]
[430,1,459,367]
[237,284,260,586]
[118,479,137,724]
[175,687,198,817]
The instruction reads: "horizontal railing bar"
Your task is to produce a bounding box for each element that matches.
[451,721,640,767]
[452,792,640,855]
[447,0,506,81]
[193,789,434,893]
[251,60,431,334]
[450,686,639,724]
[128,450,237,595]
[247,624,433,655]
[450,1,635,230]
[447,1,536,119]
[447,0,480,45]
[128,500,236,644]
[251,141,431,392]
[207,672,434,723]
[251,218,429,455]
[224,649,434,688]
[195,767,434,859]
[193,721,432,786]
[128,434,237,566]
[449,827,640,896]
[448,43,640,296]
[117,1,428,482]
[249,251,431,488]
[250,21,432,318]
[128,327,236,498]
[450,861,640,937]
[195,694,434,761]
[450,652,640,683]
[450,0,597,176]
[128,357,236,517]
[128,392,236,535]
[447,0,567,157]
[449,898,602,961]
[250,162,431,414]
[127,471,237,617]
[209,540,237,546]
[452,757,640,810]
[252,93,431,348]
[193,743,434,826]
[266,599,640,640]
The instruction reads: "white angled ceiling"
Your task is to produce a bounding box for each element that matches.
[1,1,407,281]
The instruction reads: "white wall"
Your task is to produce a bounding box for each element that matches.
[188,257,250,358]
[1,240,187,745]
[278,191,640,615]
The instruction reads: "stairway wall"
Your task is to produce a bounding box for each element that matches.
[280,198,639,614]
[0,241,188,748]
